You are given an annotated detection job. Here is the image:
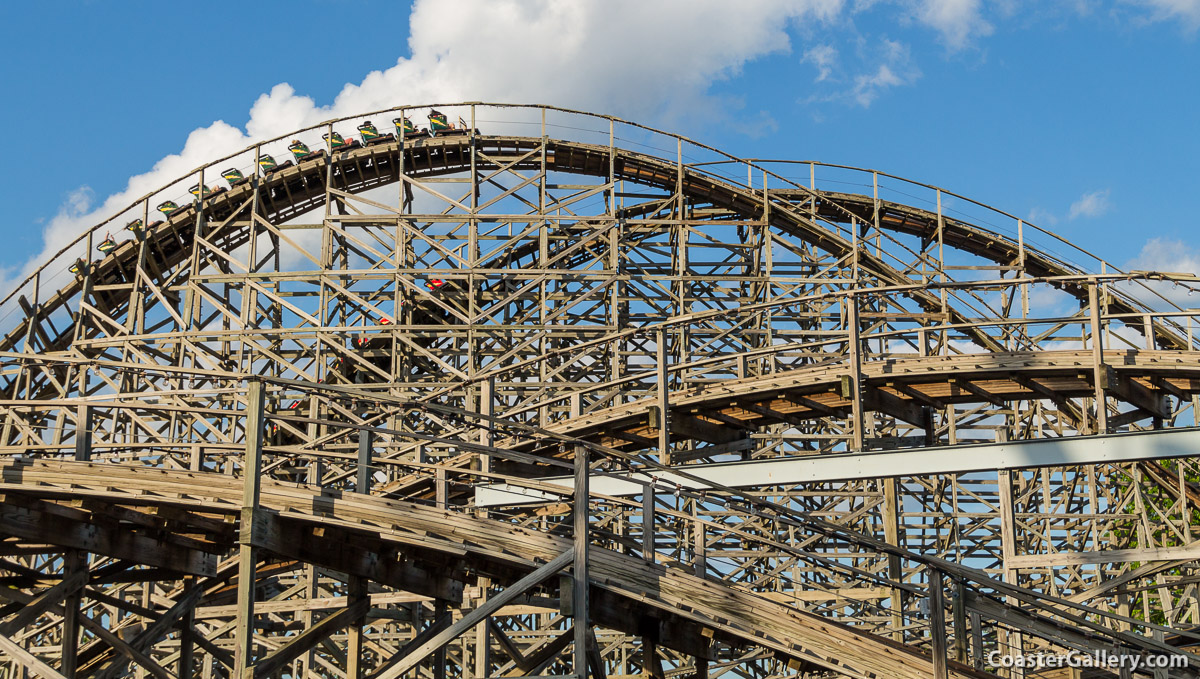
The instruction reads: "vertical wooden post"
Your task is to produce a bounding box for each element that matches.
[234,380,265,676]
[433,598,447,679]
[656,330,670,464]
[357,429,374,493]
[346,576,367,679]
[436,464,448,510]
[997,469,1024,678]
[1089,279,1108,434]
[970,611,983,670]
[882,478,904,642]
[952,578,968,665]
[74,405,92,462]
[348,428,372,679]
[474,377,495,679]
[574,444,590,679]
[929,569,949,679]
[642,485,655,563]
[179,605,195,679]
[60,550,83,678]
[846,294,864,451]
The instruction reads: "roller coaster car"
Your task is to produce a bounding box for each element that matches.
[157,201,184,218]
[189,183,224,199]
[288,140,325,163]
[96,234,118,255]
[258,154,293,175]
[221,168,250,188]
[393,117,429,141]
[356,120,395,146]
[323,131,361,153]
[427,110,476,137]
[125,218,161,236]
[69,258,87,275]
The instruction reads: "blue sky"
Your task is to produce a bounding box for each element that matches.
[0,0,1197,291]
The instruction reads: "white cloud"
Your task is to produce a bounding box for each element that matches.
[5,0,847,298]
[1026,206,1059,227]
[1127,0,1200,30]
[803,44,839,81]
[851,40,920,107]
[1067,189,1112,220]
[914,0,993,49]
[1123,237,1200,309]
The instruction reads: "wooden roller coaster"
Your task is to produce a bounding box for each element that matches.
[1,103,1199,679]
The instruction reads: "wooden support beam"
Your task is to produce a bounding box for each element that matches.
[0,501,215,576]
[74,613,172,679]
[246,513,462,603]
[0,571,86,636]
[0,629,68,679]
[251,597,370,679]
[888,382,946,409]
[1108,374,1169,420]
[502,626,573,677]
[91,583,206,679]
[667,412,744,445]
[951,378,1007,408]
[370,550,573,679]
[234,380,266,676]
[369,609,452,679]
[780,394,844,417]
[738,400,810,427]
[929,569,949,679]
[863,387,929,428]
[574,444,590,679]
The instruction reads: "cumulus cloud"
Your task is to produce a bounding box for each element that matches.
[1068,189,1112,220]
[5,0,847,298]
[913,0,994,49]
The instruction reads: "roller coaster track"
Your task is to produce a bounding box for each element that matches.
[1,103,1199,679]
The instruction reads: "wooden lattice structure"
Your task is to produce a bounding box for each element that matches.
[1,103,1199,678]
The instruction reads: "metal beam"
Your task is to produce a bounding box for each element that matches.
[476,427,1200,507]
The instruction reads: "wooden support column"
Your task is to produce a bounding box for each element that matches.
[929,569,949,679]
[997,468,1024,678]
[345,577,368,679]
[1089,280,1109,434]
[348,431,372,679]
[846,295,864,452]
[74,405,92,462]
[357,429,374,493]
[574,444,590,679]
[432,599,447,679]
[178,605,195,679]
[656,330,670,464]
[882,478,904,642]
[435,465,447,510]
[234,380,265,676]
[970,611,984,671]
[60,550,84,679]
[952,578,968,665]
[642,485,655,563]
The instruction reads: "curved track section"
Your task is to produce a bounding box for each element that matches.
[1,104,1199,679]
